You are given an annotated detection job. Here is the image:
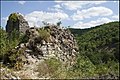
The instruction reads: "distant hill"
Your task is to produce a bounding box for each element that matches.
[70,21,119,64]
[69,28,89,36]
[69,24,103,36]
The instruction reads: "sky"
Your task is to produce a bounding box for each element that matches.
[1,0,119,29]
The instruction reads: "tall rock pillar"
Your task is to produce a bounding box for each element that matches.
[6,13,29,34]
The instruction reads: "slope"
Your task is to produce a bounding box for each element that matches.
[76,21,119,63]
[70,21,119,78]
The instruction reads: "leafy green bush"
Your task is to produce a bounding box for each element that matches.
[0,27,8,60]
[0,27,26,68]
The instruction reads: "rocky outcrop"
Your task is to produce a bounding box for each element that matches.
[3,13,79,79]
[6,13,29,34]
[13,25,79,67]
[1,24,79,79]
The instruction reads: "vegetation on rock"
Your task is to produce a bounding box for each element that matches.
[9,13,18,22]
[0,21,119,79]
[38,28,50,42]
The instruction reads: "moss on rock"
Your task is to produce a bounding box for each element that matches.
[9,13,18,22]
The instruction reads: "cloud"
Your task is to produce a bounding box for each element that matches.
[72,6,113,21]
[112,15,119,20]
[2,17,8,21]
[25,11,69,27]
[54,4,62,9]
[55,1,107,10]
[18,1,26,5]
[61,1,84,10]
[1,17,8,25]
[48,8,63,12]
[54,0,64,3]
[48,4,63,12]
[72,17,114,29]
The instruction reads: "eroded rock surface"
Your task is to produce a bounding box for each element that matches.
[15,25,79,66]
[6,13,29,34]
[1,24,79,79]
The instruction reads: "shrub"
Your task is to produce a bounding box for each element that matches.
[3,47,25,69]
[36,58,62,78]
[71,55,97,78]
[38,28,50,42]
[95,60,119,77]
[57,21,61,26]
[0,27,25,68]
[0,27,7,60]
[36,56,98,79]
[19,34,29,43]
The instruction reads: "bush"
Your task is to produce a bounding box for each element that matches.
[36,58,62,78]
[70,55,97,78]
[0,27,26,68]
[19,34,29,43]
[0,27,7,60]
[38,28,50,42]
[95,60,119,77]
[36,56,97,79]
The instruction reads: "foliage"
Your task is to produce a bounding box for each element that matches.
[38,28,50,42]
[0,27,7,60]
[57,21,62,26]
[4,48,24,69]
[95,61,119,76]
[36,58,62,78]
[0,27,26,68]
[74,56,96,78]
[0,21,119,79]
[19,34,29,43]
[70,21,119,78]
[69,28,90,36]
[77,21,119,64]
[9,13,18,22]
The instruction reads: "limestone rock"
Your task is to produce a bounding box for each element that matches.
[6,13,29,34]
[2,22,79,79]
[14,25,79,67]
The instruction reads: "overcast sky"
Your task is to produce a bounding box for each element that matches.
[1,0,119,29]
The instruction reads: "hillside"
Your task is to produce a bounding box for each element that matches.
[69,24,105,36]
[70,21,119,63]
[70,21,119,78]
[0,14,119,79]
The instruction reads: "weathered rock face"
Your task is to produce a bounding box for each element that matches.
[6,13,29,34]
[14,25,79,66]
